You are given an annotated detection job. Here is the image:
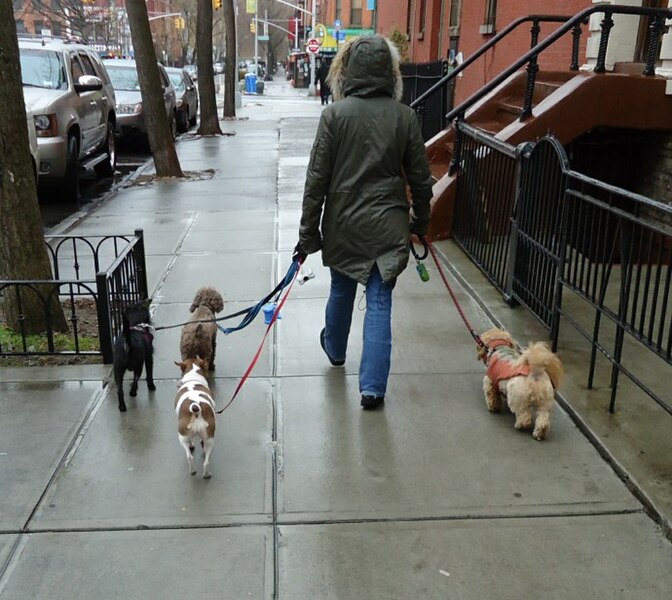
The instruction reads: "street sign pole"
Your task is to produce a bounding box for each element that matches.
[308,0,316,96]
[271,0,316,96]
[254,2,258,86]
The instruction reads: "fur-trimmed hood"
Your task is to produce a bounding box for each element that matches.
[327,35,403,101]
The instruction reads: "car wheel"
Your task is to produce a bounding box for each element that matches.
[189,107,197,127]
[61,134,80,204]
[177,107,188,133]
[94,121,116,177]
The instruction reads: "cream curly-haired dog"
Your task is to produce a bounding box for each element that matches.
[180,287,224,371]
[477,328,564,441]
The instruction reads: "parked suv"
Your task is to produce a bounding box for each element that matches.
[19,37,117,202]
[102,59,177,142]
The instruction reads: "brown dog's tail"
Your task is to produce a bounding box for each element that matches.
[518,342,564,389]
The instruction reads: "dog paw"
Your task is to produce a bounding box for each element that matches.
[118,403,127,412]
[203,472,212,479]
[130,389,138,398]
[533,428,548,441]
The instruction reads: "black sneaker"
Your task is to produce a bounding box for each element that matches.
[361,395,385,410]
[320,328,345,366]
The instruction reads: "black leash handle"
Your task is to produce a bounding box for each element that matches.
[410,235,429,261]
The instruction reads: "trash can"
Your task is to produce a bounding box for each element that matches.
[244,72,257,94]
[256,80,264,95]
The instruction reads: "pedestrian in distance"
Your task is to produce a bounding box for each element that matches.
[294,35,434,410]
[317,59,331,105]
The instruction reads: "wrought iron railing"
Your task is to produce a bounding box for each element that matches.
[451,122,672,415]
[555,170,672,415]
[451,122,518,295]
[0,230,148,363]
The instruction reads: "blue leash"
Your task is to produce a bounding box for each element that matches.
[216,258,301,335]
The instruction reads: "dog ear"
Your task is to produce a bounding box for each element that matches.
[175,360,186,371]
[141,298,151,308]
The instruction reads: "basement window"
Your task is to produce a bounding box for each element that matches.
[481,0,497,35]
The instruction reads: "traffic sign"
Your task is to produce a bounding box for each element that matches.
[306,38,320,53]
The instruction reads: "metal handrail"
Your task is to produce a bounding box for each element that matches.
[446,4,672,123]
[409,14,572,110]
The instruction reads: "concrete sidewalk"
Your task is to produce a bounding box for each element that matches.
[1,78,671,599]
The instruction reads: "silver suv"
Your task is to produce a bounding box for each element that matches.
[19,37,117,202]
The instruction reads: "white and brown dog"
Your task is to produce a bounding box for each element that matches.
[174,357,216,478]
[477,328,564,441]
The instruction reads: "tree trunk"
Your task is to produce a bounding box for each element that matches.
[0,3,68,334]
[222,0,237,119]
[126,0,184,177]
[197,0,223,135]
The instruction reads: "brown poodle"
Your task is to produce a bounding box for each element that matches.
[477,328,564,441]
[180,287,224,371]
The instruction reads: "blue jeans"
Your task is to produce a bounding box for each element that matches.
[323,265,396,398]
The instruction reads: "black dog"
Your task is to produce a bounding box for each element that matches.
[113,302,156,412]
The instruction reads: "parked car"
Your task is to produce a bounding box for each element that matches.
[19,37,117,202]
[184,64,198,81]
[165,67,199,132]
[213,62,224,75]
[25,107,39,184]
[102,59,177,142]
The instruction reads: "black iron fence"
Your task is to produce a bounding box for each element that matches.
[451,121,672,415]
[401,59,450,141]
[451,123,518,295]
[0,229,148,364]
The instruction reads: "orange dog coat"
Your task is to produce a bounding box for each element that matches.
[484,340,530,388]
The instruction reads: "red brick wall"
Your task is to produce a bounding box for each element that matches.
[321,0,374,29]
[376,2,409,37]
[409,0,443,62]
[455,0,590,104]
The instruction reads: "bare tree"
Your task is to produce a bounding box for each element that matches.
[222,0,236,118]
[30,0,92,42]
[126,0,184,177]
[196,0,222,135]
[0,1,67,333]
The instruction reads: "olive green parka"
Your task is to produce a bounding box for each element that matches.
[299,35,434,284]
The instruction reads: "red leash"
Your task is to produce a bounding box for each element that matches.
[426,241,489,353]
[216,260,302,414]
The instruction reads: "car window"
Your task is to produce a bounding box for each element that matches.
[78,52,97,77]
[19,48,67,90]
[105,65,140,91]
[158,67,170,88]
[168,72,185,92]
[70,54,84,83]
[88,52,111,84]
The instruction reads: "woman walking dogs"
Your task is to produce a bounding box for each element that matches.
[295,35,433,410]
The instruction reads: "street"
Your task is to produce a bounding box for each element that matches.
[39,141,155,230]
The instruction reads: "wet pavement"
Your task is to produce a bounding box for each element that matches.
[1,78,671,599]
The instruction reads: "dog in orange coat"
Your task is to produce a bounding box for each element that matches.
[174,357,216,478]
[477,328,564,441]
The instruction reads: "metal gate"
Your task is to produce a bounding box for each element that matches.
[509,137,569,329]
[401,60,450,141]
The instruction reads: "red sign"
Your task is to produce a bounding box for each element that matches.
[306,38,320,53]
